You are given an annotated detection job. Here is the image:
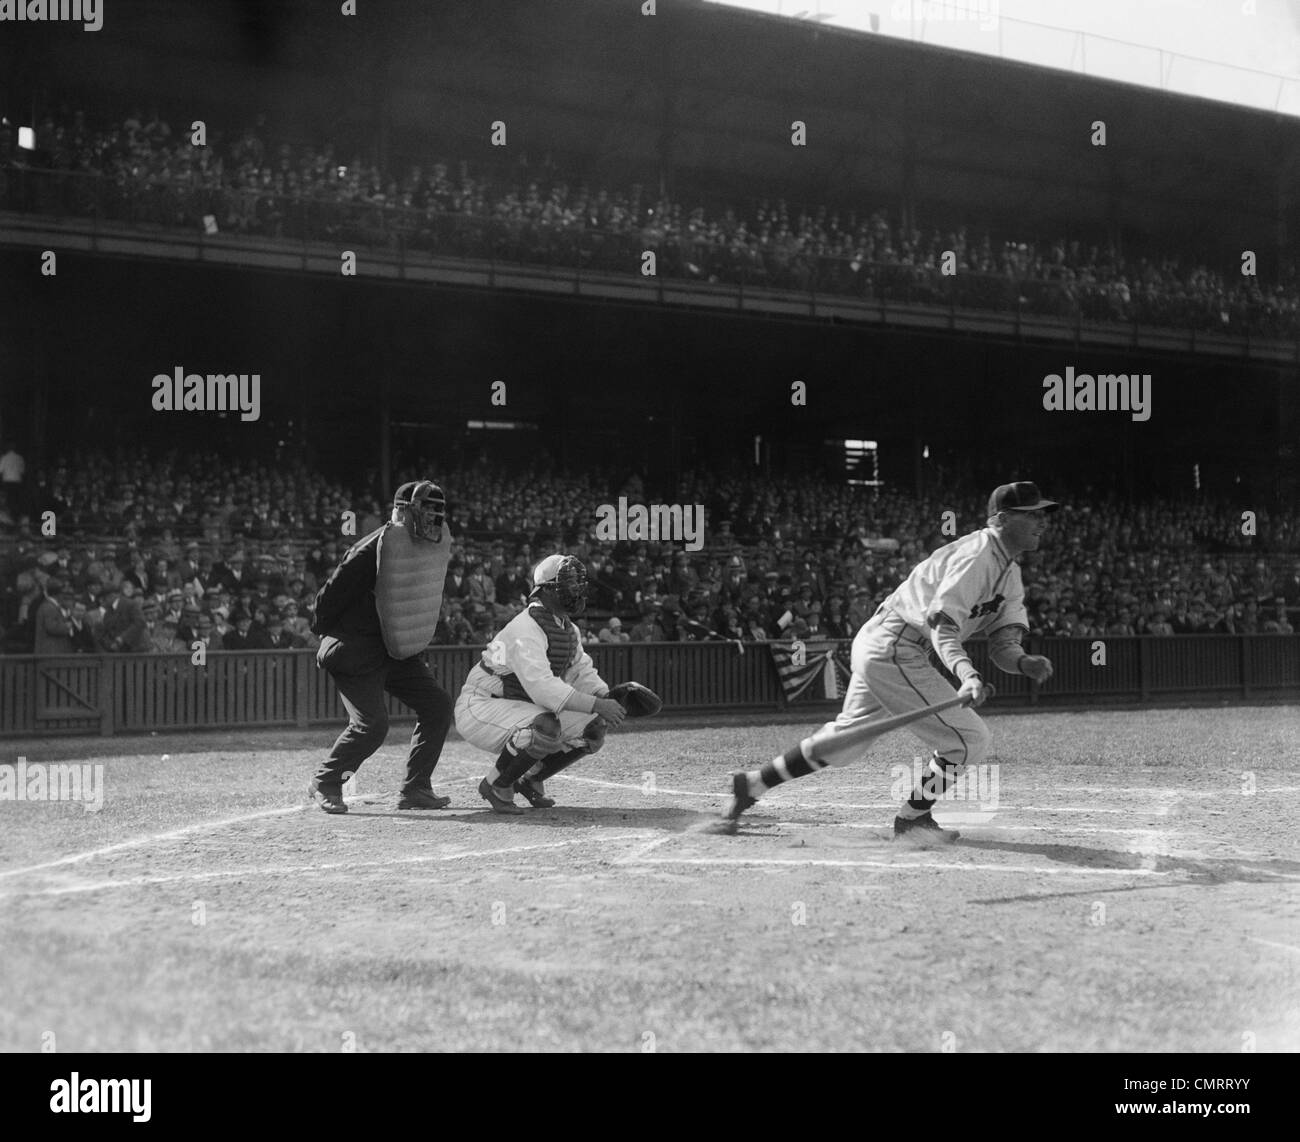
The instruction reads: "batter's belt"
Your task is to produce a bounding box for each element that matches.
[870,604,931,649]
[871,605,958,680]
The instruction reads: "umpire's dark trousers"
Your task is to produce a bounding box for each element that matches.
[314,635,453,795]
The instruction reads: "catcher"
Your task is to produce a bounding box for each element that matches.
[308,480,455,814]
[455,553,662,813]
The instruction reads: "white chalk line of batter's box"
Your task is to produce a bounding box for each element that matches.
[0,804,310,880]
[625,856,1177,875]
[0,833,659,899]
[1050,786,1300,796]
[1246,937,1300,956]
[770,821,1192,837]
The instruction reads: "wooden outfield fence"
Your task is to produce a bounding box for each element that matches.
[0,637,1297,738]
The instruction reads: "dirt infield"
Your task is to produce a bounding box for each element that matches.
[1,705,1298,1052]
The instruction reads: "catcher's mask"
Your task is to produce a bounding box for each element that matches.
[531,554,588,614]
[392,480,446,542]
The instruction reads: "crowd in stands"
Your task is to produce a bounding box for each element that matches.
[1,445,1298,657]
[3,103,1298,337]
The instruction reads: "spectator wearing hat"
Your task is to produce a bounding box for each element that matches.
[434,600,474,645]
[598,615,630,643]
[1076,609,1103,639]
[222,610,271,650]
[139,599,163,648]
[1280,561,1300,611]
[176,541,203,584]
[629,602,666,642]
[255,554,285,596]
[152,557,182,595]
[150,617,188,655]
[212,548,249,592]
[722,556,748,605]
[444,557,469,601]
[192,612,223,651]
[122,551,151,595]
[280,600,317,647]
[824,595,854,639]
[495,556,533,608]
[1263,599,1295,634]
[607,554,642,610]
[266,613,304,649]
[176,603,203,645]
[251,569,276,609]
[274,542,296,581]
[0,571,34,652]
[33,579,76,656]
[804,602,825,637]
[669,552,699,598]
[1146,609,1175,637]
[162,589,185,626]
[210,606,232,641]
[1247,559,1276,606]
[466,559,496,607]
[68,596,97,653]
[96,582,148,653]
[739,596,771,642]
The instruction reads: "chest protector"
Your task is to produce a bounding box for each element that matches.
[374,521,450,659]
[499,604,579,701]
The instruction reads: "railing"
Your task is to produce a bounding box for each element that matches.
[4,165,1297,344]
[0,636,1296,738]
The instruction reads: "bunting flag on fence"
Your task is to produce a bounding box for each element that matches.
[769,639,852,702]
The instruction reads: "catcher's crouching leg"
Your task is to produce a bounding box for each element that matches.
[511,715,608,808]
[479,713,566,814]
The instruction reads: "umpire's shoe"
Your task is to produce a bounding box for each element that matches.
[515,775,555,809]
[703,772,757,835]
[309,779,348,815]
[397,787,451,810]
[893,810,960,847]
[478,778,525,815]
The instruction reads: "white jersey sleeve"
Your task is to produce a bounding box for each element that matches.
[987,562,1028,634]
[564,644,610,699]
[883,529,1025,679]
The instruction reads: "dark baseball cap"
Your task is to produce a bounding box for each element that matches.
[988,482,1060,515]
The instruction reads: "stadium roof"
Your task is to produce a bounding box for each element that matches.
[701,0,1300,120]
[7,0,1296,255]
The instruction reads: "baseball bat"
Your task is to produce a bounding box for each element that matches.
[801,683,995,762]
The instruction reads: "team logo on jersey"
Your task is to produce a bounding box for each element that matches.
[970,594,1005,620]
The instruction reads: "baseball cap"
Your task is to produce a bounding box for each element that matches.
[988,482,1060,516]
[532,554,567,586]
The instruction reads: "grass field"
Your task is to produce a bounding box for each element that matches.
[1,704,1298,1053]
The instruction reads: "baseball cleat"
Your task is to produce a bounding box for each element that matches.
[514,775,555,808]
[704,772,757,835]
[478,777,525,815]
[397,788,452,810]
[893,811,960,847]
[308,779,348,815]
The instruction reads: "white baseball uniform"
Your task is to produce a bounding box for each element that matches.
[821,526,1029,771]
[455,602,609,754]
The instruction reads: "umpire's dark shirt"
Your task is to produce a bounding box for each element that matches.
[311,528,389,673]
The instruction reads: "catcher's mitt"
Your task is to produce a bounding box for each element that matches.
[607,681,663,718]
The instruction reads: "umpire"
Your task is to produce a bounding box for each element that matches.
[308,480,455,814]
